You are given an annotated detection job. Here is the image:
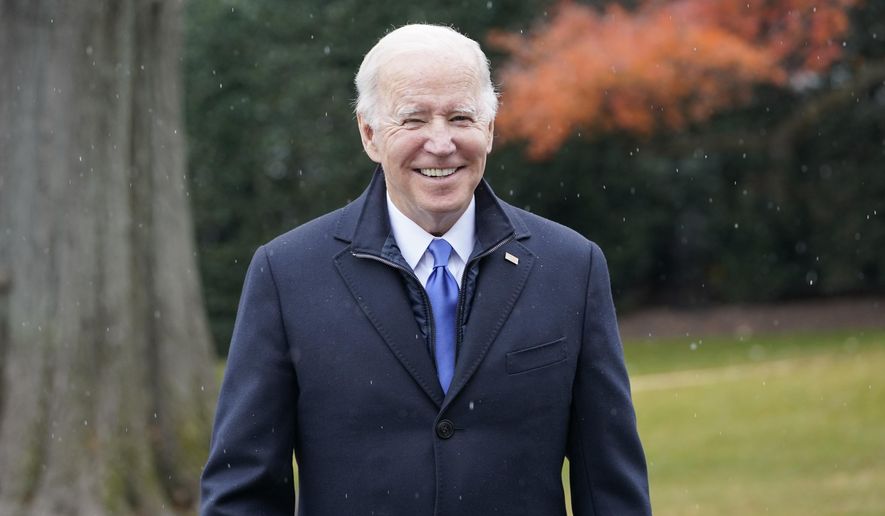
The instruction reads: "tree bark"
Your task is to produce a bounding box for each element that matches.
[0,1,216,514]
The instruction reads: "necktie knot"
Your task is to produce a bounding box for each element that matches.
[428,239,454,268]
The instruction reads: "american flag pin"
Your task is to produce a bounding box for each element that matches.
[504,252,519,265]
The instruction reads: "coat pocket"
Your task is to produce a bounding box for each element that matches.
[506,337,567,375]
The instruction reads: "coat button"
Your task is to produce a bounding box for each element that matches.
[436,419,455,439]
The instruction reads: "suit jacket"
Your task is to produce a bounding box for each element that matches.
[200,170,651,515]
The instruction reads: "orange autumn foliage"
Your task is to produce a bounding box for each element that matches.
[491,0,861,159]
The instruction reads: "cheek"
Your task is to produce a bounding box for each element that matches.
[461,137,492,159]
[458,128,493,154]
[387,135,426,163]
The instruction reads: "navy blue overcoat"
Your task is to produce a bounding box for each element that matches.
[201,170,651,515]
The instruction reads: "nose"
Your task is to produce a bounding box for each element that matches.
[423,120,456,156]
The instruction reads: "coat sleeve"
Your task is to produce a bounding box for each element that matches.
[567,242,652,515]
[200,245,298,515]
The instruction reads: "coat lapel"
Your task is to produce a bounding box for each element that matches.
[444,240,535,405]
[334,250,445,407]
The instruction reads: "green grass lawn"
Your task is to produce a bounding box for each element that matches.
[605,329,885,516]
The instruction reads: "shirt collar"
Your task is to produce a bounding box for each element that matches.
[386,192,476,270]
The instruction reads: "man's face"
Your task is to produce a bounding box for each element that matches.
[358,55,494,236]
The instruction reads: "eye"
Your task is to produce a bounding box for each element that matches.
[451,115,474,123]
[401,118,425,127]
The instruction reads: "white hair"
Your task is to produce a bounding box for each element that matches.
[354,24,498,127]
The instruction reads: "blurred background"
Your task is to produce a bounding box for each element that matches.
[1,0,883,514]
[186,3,885,514]
[186,0,885,352]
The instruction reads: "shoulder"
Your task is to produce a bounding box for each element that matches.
[499,200,603,261]
[257,204,350,266]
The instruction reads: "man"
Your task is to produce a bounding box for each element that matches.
[201,24,651,515]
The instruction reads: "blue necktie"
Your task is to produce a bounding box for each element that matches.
[426,239,459,393]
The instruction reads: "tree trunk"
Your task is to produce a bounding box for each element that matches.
[0,1,217,514]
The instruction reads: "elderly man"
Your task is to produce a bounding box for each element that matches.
[201,24,651,515]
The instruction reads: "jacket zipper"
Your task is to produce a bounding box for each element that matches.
[351,251,437,363]
[456,235,514,346]
[353,233,514,383]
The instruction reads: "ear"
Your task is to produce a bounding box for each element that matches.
[357,114,382,163]
[485,119,495,154]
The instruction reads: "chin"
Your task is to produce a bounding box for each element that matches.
[424,200,469,219]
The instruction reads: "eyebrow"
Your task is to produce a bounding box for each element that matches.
[451,105,478,117]
[394,106,426,119]
[393,104,479,119]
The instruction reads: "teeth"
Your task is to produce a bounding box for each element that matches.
[419,167,457,177]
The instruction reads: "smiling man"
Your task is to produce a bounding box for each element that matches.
[201,24,651,516]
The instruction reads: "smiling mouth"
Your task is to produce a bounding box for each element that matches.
[417,167,459,178]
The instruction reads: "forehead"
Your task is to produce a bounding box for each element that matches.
[379,54,483,112]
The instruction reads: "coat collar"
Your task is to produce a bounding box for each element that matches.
[334,166,530,256]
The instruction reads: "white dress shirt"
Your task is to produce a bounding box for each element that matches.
[386,192,475,288]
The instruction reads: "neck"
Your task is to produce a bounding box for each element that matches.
[423,217,458,237]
